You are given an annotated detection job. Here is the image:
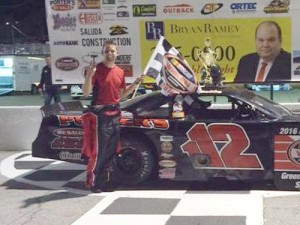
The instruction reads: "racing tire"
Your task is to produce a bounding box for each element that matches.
[113,136,156,185]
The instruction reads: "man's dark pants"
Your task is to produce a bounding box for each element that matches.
[92,107,120,188]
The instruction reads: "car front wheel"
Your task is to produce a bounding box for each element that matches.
[113,136,156,185]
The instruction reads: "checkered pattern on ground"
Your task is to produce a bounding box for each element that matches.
[6,151,297,225]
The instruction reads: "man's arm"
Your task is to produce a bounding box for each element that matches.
[37,68,45,90]
[82,66,96,97]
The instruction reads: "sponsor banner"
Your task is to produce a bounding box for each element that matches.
[45,0,300,84]
[140,17,291,83]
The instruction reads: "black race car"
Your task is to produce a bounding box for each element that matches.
[32,85,300,190]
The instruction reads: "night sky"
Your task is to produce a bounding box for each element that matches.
[0,0,48,44]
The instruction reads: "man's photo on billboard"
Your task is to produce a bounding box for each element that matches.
[234,20,291,83]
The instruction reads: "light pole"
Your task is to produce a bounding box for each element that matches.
[5,22,15,54]
[6,21,31,54]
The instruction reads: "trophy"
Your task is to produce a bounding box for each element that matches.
[197,37,223,87]
[81,52,102,77]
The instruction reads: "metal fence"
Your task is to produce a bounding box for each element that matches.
[0,43,50,55]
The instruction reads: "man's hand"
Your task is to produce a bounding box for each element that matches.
[82,64,96,97]
[134,74,145,84]
[85,64,96,78]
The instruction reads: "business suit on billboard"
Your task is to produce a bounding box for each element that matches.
[235,50,291,82]
[234,20,291,83]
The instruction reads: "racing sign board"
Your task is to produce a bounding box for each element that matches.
[45,0,300,84]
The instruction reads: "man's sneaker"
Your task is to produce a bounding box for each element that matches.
[90,186,102,193]
[100,184,115,192]
[90,183,115,193]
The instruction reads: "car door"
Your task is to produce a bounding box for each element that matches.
[169,94,272,182]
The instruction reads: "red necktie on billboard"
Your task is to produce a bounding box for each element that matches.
[256,62,267,82]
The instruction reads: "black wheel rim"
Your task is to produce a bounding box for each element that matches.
[116,148,143,174]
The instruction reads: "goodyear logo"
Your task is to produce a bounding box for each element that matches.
[133,4,156,17]
[201,3,223,15]
[55,57,79,71]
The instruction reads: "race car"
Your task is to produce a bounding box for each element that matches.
[32,85,300,191]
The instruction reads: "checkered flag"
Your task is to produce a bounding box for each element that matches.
[143,36,187,96]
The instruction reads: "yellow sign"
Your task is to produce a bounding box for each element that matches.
[140,17,291,83]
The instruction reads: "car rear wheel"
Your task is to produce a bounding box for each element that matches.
[113,136,156,185]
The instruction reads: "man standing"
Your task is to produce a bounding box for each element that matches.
[235,20,291,83]
[37,56,61,105]
[82,40,144,192]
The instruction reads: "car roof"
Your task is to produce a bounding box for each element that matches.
[121,85,250,108]
[121,85,292,119]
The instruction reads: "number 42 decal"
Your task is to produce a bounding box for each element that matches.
[181,123,264,170]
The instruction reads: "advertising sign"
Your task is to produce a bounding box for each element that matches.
[45,0,299,84]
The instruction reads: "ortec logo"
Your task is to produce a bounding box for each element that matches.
[201,3,223,15]
[230,3,257,13]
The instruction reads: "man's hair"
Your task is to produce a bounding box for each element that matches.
[102,40,117,52]
[255,20,282,42]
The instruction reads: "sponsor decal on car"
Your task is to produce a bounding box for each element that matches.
[161,141,173,153]
[274,134,300,171]
[59,151,82,160]
[120,118,169,130]
[159,159,177,168]
[51,128,83,150]
[58,115,82,126]
[288,140,300,166]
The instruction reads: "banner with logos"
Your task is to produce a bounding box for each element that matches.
[45,0,300,84]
